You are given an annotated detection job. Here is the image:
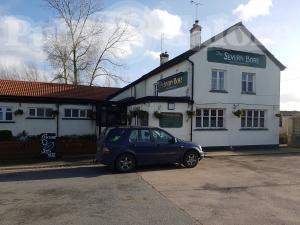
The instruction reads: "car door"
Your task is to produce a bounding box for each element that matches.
[128,129,157,165]
[151,129,180,164]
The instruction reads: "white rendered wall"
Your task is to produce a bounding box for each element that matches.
[0,102,96,136]
[189,27,281,147]
[111,61,192,101]
[59,104,96,136]
[107,27,282,148]
[128,102,191,141]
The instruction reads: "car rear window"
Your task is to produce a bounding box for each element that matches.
[105,128,126,144]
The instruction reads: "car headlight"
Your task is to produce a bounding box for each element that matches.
[198,145,202,151]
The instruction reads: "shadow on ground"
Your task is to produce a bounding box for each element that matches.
[0,164,186,182]
[0,165,111,182]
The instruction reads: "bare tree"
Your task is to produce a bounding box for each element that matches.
[44,27,71,84]
[86,22,132,86]
[44,0,131,86]
[0,63,48,82]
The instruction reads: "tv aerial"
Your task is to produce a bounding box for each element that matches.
[190,0,203,21]
[160,33,164,53]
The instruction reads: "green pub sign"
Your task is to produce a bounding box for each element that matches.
[158,72,188,93]
[207,47,266,68]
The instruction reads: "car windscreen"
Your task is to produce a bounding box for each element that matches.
[105,128,127,144]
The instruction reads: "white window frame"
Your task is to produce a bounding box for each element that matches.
[242,72,256,93]
[0,107,13,121]
[211,69,226,91]
[153,83,158,96]
[28,108,53,118]
[195,108,225,129]
[79,109,87,118]
[64,108,91,119]
[241,109,265,128]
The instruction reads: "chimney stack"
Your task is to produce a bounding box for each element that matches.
[190,20,202,49]
[160,52,169,65]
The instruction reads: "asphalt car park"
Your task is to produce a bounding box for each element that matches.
[0,166,197,225]
[140,154,300,225]
[0,154,300,225]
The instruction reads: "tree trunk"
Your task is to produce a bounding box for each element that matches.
[73,49,77,85]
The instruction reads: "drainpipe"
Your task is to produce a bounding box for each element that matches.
[56,103,59,137]
[186,58,194,142]
[96,103,102,138]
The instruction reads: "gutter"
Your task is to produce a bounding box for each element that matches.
[186,58,194,142]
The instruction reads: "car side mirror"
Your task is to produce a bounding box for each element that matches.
[169,137,176,144]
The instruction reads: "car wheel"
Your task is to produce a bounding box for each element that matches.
[115,153,136,172]
[183,151,199,168]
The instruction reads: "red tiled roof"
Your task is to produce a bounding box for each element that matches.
[0,80,120,101]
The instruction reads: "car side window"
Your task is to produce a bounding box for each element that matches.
[106,129,126,144]
[152,129,173,144]
[129,130,138,143]
[139,129,152,143]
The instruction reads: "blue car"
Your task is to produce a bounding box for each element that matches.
[96,126,204,172]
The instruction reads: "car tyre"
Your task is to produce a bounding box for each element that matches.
[183,150,199,168]
[115,153,136,173]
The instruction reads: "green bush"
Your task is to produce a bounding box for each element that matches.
[0,130,13,141]
[279,133,288,144]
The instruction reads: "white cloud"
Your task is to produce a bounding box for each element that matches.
[0,5,184,70]
[233,0,273,21]
[144,50,160,60]
[0,16,45,68]
[99,5,184,63]
[98,21,144,59]
[280,57,300,110]
[140,9,183,40]
[102,6,184,41]
[259,37,275,46]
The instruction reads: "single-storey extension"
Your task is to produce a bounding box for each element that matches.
[0,80,123,137]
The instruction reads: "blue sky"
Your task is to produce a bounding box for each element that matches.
[0,0,299,110]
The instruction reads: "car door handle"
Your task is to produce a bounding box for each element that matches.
[130,143,136,147]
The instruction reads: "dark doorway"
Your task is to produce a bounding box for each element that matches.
[96,103,127,128]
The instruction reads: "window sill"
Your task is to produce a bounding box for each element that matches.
[160,127,183,129]
[241,92,256,95]
[209,90,228,93]
[194,128,228,131]
[0,121,15,123]
[239,128,268,131]
[62,118,94,120]
[26,117,55,120]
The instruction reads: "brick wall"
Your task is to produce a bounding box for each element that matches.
[0,139,96,160]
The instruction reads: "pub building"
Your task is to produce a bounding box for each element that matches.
[0,21,285,150]
[108,20,286,149]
